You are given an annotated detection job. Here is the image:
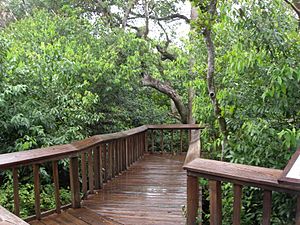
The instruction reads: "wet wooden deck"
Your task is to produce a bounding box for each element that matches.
[29,154,187,225]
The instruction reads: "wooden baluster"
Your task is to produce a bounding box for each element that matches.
[52,161,61,214]
[171,130,174,154]
[118,139,122,174]
[187,175,199,225]
[188,129,192,144]
[209,180,222,225]
[262,190,272,225]
[88,149,94,193]
[296,195,300,225]
[118,140,121,173]
[180,130,183,154]
[151,130,154,153]
[122,139,126,171]
[104,144,108,182]
[12,168,20,217]
[33,164,41,219]
[145,131,148,153]
[99,145,103,188]
[112,141,116,177]
[233,184,242,225]
[81,153,87,198]
[125,138,129,169]
[108,143,112,180]
[161,130,164,152]
[70,157,81,208]
[94,147,100,189]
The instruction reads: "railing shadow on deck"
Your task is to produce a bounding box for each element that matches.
[0,124,202,223]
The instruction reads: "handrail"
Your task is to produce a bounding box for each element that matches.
[0,124,202,222]
[184,158,300,225]
[0,206,29,224]
[0,124,202,169]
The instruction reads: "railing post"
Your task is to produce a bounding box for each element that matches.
[88,149,94,193]
[99,145,103,188]
[233,184,242,225]
[262,190,272,225]
[145,131,148,153]
[52,161,61,214]
[12,168,20,217]
[151,130,154,153]
[296,195,300,225]
[94,147,100,189]
[187,175,199,225]
[70,157,81,208]
[209,180,222,225]
[81,153,87,198]
[33,164,41,220]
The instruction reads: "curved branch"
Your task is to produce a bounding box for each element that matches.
[141,73,188,123]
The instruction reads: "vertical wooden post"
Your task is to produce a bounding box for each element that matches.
[262,190,272,225]
[12,168,20,217]
[99,145,103,188]
[81,153,87,198]
[161,130,164,152]
[94,147,100,189]
[104,144,108,182]
[52,161,61,214]
[33,164,41,220]
[296,195,300,225]
[151,130,154,153]
[233,184,242,225]
[88,150,94,193]
[180,130,183,154]
[145,131,148,153]
[125,138,129,169]
[70,157,81,208]
[112,141,116,177]
[187,175,199,225]
[209,180,222,225]
[108,143,112,180]
[171,130,174,154]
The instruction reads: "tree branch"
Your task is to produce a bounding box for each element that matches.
[283,0,300,28]
[202,0,228,158]
[141,73,188,123]
[130,12,190,23]
[122,0,138,28]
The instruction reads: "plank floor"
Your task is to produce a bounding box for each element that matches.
[29,154,187,225]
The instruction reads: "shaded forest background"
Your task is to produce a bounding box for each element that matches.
[0,0,299,224]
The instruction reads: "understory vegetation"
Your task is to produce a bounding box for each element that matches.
[0,0,299,223]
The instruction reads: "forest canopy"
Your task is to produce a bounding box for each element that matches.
[0,0,299,223]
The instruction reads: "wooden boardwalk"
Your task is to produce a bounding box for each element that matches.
[29,154,187,225]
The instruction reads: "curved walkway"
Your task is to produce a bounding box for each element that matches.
[30,154,187,225]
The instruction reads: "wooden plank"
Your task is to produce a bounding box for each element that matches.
[187,176,199,225]
[151,130,154,152]
[262,190,272,225]
[67,208,122,225]
[81,152,87,198]
[296,195,300,225]
[88,149,94,193]
[125,138,129,169]
[233,184,242,225]
[94,147,100,189]
[184,158,300,193]
[33,164,41,220]
[0,205,29,224]
[279,147,300,186]
[52,161,61,214]
[180,130,183,154]
[12,167,20,217]
[99,145,103,188]
[145,131,148,152]
[103,144,108,182]
[70,157,81,208]
[160,130,164,152]
[108,143,113,180]
[209,180,222,225]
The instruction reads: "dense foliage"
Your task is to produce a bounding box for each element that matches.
[0,0,299,223]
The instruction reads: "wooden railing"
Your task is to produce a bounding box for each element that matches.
[0,124,201,222]
[183,158,300,225]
